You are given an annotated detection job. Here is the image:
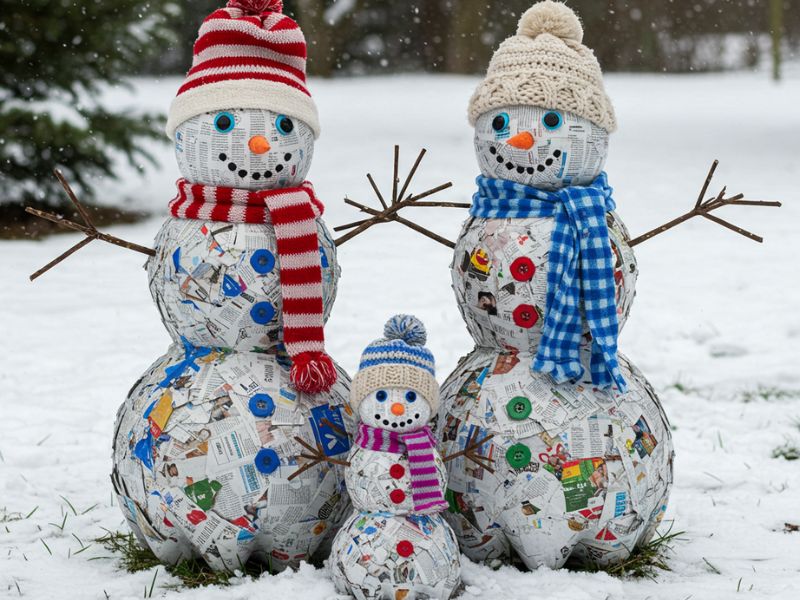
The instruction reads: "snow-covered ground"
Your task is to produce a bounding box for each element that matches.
[2,71,799,599]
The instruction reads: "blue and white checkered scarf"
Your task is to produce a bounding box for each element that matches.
[470,172,627,392]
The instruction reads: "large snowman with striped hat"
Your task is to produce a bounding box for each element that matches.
[437,1,673,570]
[111,0,354,572]
[330,315,461,600]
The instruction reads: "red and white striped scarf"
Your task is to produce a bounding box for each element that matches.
[169,178,336,394]
[355,423,448,513]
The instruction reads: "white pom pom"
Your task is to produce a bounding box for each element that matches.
[384,314,427,346]
[517,1,583,44]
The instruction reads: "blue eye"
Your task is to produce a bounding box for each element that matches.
[275,115,294,135]
[405,391,417,403]
[213,111,235,133]
[376,390,388,402]
[542,111,562,130]
[491,112,509,132]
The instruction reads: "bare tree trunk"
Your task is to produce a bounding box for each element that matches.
[294,0,335,77]
[770,0,783,81]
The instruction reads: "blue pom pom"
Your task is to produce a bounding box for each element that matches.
[383,314,427,346]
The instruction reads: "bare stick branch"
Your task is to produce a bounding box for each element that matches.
[26,170,157,281]
[396,148,426,202]
[392,145,399,204]
[29,235,96,281]
[54,169,94,228]
[694,160,718,208]
[344,198,455,248]
[629,160,781,247]
[411,201,471,208]
[333,147,458,247]
[367,174,387,210]
[287,459,322,482]
[701,213,763,243]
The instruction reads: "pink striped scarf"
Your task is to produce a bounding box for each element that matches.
[356,423,448,513]
[169,179,336,394]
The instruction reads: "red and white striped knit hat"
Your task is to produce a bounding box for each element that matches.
[165,0,320,140]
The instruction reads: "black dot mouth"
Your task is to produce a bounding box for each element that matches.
[219,152,294,180]
[489,145,562,175]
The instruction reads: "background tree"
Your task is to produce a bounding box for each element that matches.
[0,0,178,228]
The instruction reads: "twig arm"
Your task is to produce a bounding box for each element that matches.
[628,160,781,247]
[26,169,156,281]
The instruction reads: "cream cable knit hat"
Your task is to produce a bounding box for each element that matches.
[467,1,617,133]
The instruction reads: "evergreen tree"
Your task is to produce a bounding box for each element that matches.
[0,0,178,215]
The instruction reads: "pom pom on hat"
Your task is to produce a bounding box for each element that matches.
[290,351,337,394]
[517,1,583,44]
[384,314,427,347]
[226,0,283,13]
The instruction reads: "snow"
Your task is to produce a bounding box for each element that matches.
[2,71,800,599]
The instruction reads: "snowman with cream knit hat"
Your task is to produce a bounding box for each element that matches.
[110,0,355,573]
[329,315,461,600]
[436,1,674,570]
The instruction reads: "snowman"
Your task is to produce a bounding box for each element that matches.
[110,0,355,572]
[328,315,461,600]
[436,2,673,569]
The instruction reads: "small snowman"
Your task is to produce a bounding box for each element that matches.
[111,0,355,573]
[329,315,461,600]
[437,1,673,569]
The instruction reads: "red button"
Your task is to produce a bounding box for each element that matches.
[389,489,406,504]
[389,464,405,479]
[510,257,535,282]
[397,540,414,558]
[396,540,414,557]
[513,304,539,328]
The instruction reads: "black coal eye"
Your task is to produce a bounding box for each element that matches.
[275,115,294,135]
[543,111,562,130]
[492,112,509,132]
[213,112,235,133]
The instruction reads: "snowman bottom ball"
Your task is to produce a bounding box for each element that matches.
[438,348,674,570]
[330,511,461,600]
[112,342,354,572]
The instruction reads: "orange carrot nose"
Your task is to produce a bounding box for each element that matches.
[391,403,405,416]
[507,131,535,150]
[248,135,271,154]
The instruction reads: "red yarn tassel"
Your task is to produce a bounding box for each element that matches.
[290,351,337,394]
[226,0,283,15]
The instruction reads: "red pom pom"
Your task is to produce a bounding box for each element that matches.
[290,351,337,394]
[226,0,283,15]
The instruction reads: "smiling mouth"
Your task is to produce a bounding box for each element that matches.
[489,145,562,175]
[376,412,422,429]
[218,152,294,180]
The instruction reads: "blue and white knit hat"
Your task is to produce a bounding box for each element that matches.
[350,315,439,412]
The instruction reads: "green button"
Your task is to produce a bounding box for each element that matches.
[506,396,532,420]
[506,443,531,468]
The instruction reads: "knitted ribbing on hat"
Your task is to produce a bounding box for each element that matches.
[168,179,337,394]
[350,315,439,413]
[165,0,320,139]
[468,1,617,133]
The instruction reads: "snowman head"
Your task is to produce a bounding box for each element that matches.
[350,315,440,432]
[474,106,608,189]
[165,1,320,189]
[468,1,616,189]
[174,109,315,190]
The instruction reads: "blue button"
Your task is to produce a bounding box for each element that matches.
[250,302,275,324]
[249,393,275,418]
[250,249,275,275]
[254,448,279,474]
